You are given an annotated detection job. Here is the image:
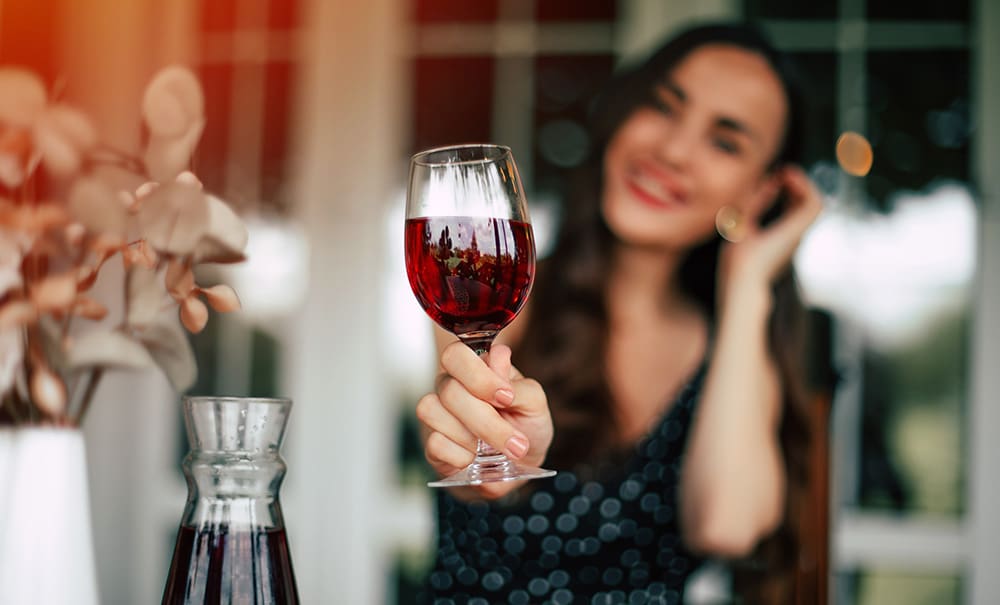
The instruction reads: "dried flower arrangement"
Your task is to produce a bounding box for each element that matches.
[0,65,247,426]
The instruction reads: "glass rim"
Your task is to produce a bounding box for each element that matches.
[411,143,512,167]
[183,396,292,407]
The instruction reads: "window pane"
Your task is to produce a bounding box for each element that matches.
[532,54,614,195]
[413,0,499,23]
[787,51,838,167]
[866,0,970,22]
[743,0,837,20]
[0,0,59,82]
[837,569,962,605]
[796,53,974,516]
[268,0,300,29]
[261,61,296,212]
[412,57,495,152]
[194,64,234,194]
[200,0,238,32]
[866,50,970,208]
[799,177,974,516]
[536,0,616,22]
[859,311,969,514]
[851,49,971,515]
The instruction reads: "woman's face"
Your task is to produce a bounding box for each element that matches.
[602,44,788,251]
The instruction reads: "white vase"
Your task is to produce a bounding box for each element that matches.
[0,427,100,605]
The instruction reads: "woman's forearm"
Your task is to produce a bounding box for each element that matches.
[679,280,785,557]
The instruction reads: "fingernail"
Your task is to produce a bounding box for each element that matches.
[495,388,515,407]
[505,435,529,459]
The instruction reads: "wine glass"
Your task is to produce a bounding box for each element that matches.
[405,143,556,487]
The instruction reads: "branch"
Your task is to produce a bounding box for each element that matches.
[72,367,104,426]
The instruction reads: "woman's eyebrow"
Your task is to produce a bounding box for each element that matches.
[659,79,762,144]
[716,117,760,142]
[660,81,686,102]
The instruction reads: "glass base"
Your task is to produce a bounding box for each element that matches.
[428,461,556,487]
[428,445,556,487]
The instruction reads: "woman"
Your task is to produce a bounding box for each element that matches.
[416,22,823,604]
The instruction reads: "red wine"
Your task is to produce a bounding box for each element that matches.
[161,524,298,605]
[405,216,534,336]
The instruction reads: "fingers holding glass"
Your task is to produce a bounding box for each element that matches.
[405,144,555,486]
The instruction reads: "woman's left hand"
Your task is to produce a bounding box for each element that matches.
[719,164,823,294]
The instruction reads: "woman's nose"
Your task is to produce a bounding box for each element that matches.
[656,121,697,169]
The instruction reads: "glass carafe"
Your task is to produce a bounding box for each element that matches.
[162,397,299,604]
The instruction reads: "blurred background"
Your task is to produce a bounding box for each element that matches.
[2,0,997,603]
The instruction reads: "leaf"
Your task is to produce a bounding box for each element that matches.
[1,202,70,234]
[0,301,36,329]
[65,222,86,246]
[126,265,166,328]
[180,296,208,333]
[37,315,68,373]
[0,228,22,260]
[0,153,26,189]
[33,104,98,177]
[0,127,33,188]
[66,330,155,370]
[135,181,158,199]
[0,326,24,397]
[76,263,100,292]
[123,242,157,270]
[68,176,127,238]
[30,364,67,417]
[176,170,203,188]
[137,239,158,268]
[138,314,196,392]
[48,104,98,148]
[143,120,204,183]
[165,259,193,300]
[142,66,205,139]
[135,180,208,255]
[122,246,142,269]
[119,190,138,211]
[37,204,73,229]
[192,194,249,263]
[0,68,47,127]
[199,284,240,312]
[91,232,126,253]
[0,264,21,297]
[73,296,108,320]
[30,272,77,311]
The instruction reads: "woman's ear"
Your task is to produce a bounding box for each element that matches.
[745,168,784,219]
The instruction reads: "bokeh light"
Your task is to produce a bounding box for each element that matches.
[836,131,874,177]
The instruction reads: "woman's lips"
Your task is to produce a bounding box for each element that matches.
[625,165,689,209]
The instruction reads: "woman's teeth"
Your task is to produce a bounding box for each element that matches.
[634,172,670,202]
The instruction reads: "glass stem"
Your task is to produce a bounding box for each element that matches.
[457,332,514,475]
[470,438,513,482]
[458,333,495,357]
[476,439,504,459]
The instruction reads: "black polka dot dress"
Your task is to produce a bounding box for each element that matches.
[419,365,707,605]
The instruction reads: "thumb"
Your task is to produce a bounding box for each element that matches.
[487,344,514,382]
[484,344,516,408]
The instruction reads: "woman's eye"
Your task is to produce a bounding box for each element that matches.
[712,137,740,155]
[650,96,674,116]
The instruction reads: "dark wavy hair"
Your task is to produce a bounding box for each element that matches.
[512,22,813,603]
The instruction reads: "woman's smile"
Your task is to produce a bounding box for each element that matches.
[625,159,691,210]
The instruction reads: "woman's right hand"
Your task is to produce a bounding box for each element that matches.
[416,341,553,500]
